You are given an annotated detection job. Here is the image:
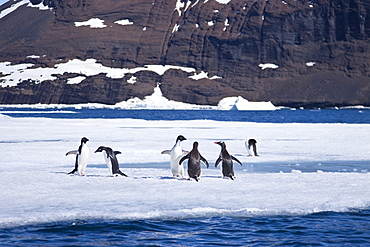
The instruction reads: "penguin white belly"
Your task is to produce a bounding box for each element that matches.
[78,145,89,175]
[103,153,113,176]
[170,146,184,177]
[245,141,253,156]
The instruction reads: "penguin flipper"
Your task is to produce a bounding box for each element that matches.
[114,151,122,155]
[179,153,190,166]
[215,157,222,168]
[200,155,209,168]
[66,150,78,156]
[231,155,243,166]
[161,150,171,155]
[68,155,79,174]
[182,150,189,155]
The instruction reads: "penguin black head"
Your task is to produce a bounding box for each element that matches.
[81,137,89,144]
[176,135,187,142]
[214,141,226,149]
[248,139,257,145]
[193,141,199,149]
[94,146,107,153]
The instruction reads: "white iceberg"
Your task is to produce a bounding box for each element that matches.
[217,96,276,111]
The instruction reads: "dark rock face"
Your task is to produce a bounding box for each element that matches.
[0,0,369,107]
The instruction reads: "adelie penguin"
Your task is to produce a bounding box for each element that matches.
[214,141,243,180]
[245,139,258,157]
[66,137,89,176]
[179,141,209,182]
[161,135,188,178]
[94,146,128,177]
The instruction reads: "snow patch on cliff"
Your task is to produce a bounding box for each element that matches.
[259,63,279,70]
[215,0,231,4]
[75,18,107,28]
[115,19,133,26]
[0,59,224,87]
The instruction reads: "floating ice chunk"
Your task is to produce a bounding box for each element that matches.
[217,96,276,111]
[259,63,279,70]
[114,84,216,109]
[114,19,133,26]
[74,18,107,28]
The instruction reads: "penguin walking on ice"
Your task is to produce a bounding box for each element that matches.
[245,139,258,157]
[94,146,128,177]
[214,141,243,180]
[179,141,209,182]
[66,137,89,176]
[161,135,188,178]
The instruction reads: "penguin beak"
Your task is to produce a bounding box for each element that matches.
[214,141,220,145]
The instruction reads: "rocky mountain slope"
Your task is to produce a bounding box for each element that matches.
[0,0,369,107]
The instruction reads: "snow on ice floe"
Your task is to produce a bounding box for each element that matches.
[74,18,107,28]
[0,117,369,227]
[217,96,276,111]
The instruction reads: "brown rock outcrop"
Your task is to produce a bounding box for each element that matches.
[0,0,369,107]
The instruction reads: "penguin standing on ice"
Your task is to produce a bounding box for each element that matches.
[245,139,258,156]
[66,137,89,176]
[214,141,243,180]
[179,141,209,182]
[94,146,128,177]
[161,135,188,178]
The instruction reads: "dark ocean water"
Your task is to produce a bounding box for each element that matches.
[1,108,370,246]
[1,108,370,123]
[2,211,370,246]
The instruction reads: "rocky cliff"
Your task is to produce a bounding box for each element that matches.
[0,0,370,107]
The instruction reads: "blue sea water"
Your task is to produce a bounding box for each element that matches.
[1,108,370,246]
[1,108,370,124]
